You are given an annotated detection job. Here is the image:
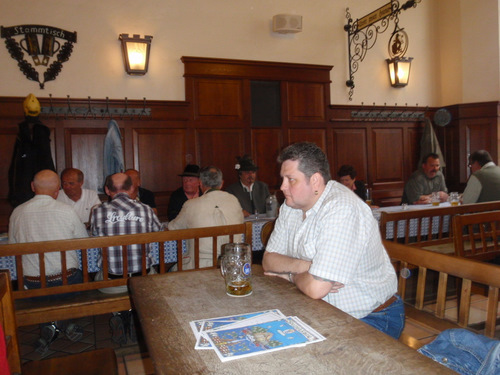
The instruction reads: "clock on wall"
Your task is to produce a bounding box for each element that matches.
[433,108,452,127]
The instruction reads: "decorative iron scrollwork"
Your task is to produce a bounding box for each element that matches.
[344,0,420,101]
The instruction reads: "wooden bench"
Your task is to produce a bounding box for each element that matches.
[384,240,500,349]
[0,271,118,375]
[0,222,252,327]
[379,201,500,253]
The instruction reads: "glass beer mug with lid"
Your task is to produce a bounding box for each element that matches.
[220,242,252,297]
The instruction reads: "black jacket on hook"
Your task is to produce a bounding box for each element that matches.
[8,117,56,208]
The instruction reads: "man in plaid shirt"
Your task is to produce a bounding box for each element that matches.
[90,172,161,344]
[91,172,161,276]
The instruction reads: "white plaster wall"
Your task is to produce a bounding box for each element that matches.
[460,0,500,104]
[0,0,497,106]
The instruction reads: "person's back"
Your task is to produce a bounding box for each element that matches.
[91,173,161,276]
[8,169,88,354]
[168,166,244,269]
[462,150,500,204]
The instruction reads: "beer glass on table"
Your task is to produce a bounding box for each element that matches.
[220,243,252,297]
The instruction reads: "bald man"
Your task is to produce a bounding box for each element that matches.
[124,169,157,214]
[8,169,89,354]
[91,172,161,344]
[57,168,101,224]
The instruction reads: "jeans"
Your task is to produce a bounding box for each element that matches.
[418,329,500,375]
[24,269,83,302]
[360,294,405,339]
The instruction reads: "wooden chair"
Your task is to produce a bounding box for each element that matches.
[379,201,500,254]
[384,241,500,348]
[260,220,276,248]
[0,271,118,375]
[453,210,500,262]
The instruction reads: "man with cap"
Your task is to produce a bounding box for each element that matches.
[167,164,203,221]
[226,155,270,218]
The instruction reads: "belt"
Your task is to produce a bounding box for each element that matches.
[108,268,150,279]
[373,295,398,313]
[24,268,78,283]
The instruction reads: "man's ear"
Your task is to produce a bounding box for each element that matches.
[310,172,321,189]
[31,181,35,193]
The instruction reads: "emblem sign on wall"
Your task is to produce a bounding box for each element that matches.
[1,25,77,89]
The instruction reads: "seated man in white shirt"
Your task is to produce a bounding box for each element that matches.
[57,168,102,224]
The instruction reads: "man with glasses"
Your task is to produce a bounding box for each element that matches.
[462,150,500,204]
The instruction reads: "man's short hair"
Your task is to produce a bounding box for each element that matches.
[469,150,493,167]
[61,168,83,182]
[200,166,223,188]
[278,142,331,184]
[422,153,439,164]
[105,174,133,193]
[337,165,357,179]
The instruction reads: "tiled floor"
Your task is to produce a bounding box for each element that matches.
[18,313,154,375]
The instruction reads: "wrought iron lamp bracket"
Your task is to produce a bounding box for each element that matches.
[344,0,420,101]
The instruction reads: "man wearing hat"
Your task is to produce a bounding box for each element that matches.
[226,155,270,218]
[167,164,203,220]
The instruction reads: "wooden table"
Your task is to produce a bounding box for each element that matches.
[129,266,454,374]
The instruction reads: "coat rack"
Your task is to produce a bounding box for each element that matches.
[331,103,427,122]
[40,95,152,119]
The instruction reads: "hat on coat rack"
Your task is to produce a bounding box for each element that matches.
[235,155,258,172]
[178,164,200,177]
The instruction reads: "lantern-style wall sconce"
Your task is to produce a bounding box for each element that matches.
[386,56,413,87]
[119,34,152,75]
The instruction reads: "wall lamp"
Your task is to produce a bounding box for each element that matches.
[386,56,413,87]
[119,34,152,75]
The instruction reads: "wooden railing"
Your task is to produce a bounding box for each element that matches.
[0,222,252,326]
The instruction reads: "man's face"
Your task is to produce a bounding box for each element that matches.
[280,160,315,212]
[240,170,256,187]
[182,176,200,194]
[422,157,440,179]
[125,171,140,199]
[61,171,83,201]
[339,175,355,191]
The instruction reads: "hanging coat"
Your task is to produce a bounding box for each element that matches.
[419,117,446,167]
[8,118,56,207]
[103,119,125,186]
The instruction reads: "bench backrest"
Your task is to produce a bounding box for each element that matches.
[384,240,500,337]
[453,211,500,261]
[380,201,500,246]
[0,272,21,374]
[0,222,252,301]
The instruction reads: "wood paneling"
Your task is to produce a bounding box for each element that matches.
[194,79,243,120]
[287,82,326,122]
[331,128,368,181]
[0,59,497,230]
[132,128,186,192]
[251,129,283,189]
[372,127,404,183]
[195,129,245,187]
[287,129,327,151]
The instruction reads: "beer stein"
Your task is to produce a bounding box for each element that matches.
[220,243,252,297]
